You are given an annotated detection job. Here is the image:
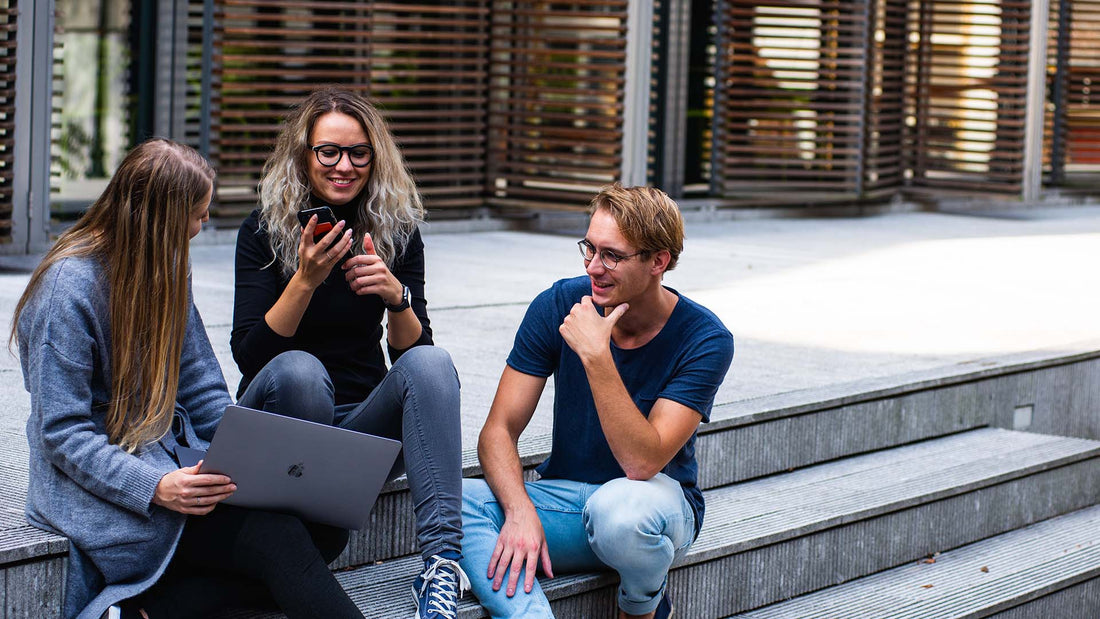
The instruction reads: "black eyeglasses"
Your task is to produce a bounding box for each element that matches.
[577,239,646,270]
[310,143,374,168]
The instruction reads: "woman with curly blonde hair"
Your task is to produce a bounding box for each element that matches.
[231,87,465,619]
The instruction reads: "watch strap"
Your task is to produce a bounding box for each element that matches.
[385,285,411,312]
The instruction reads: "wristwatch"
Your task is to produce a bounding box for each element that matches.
[385,285,411,312]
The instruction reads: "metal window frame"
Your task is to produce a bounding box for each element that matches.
[7,0,53,254]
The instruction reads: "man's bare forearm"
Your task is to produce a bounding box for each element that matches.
[478,423,536,517]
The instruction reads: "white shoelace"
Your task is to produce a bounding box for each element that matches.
[417,557,471,619]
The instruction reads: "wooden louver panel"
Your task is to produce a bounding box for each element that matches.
[368,1,490,212]
[905,0,1030,193]
[185,0,209,153]
[486,0,628,211]
[1057,0,1100,175]
[0,2,13,242]
[715,0,875,197]
[863,0,907,195]
[211,0,489,219]
[1043,0,1065,183]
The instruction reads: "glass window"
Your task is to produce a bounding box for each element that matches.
[51,0,133,219]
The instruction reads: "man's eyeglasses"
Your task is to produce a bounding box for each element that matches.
[577,239,646,270]
[311,143,374,168]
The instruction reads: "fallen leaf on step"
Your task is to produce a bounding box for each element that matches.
[921,584,934,589]
[980,566,989,573]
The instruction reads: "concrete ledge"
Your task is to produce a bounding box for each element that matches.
[733,504,1100,618]
[992,578,1100,619]
[3,342,1099,617]
[5,344,1099,576]
[700,344,1100,486]
[707,343,1100,432]
[0,556,65,618]
[0,524,65,565]
[324,429,1100,618]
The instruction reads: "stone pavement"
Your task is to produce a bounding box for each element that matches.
[2,205,1099,449]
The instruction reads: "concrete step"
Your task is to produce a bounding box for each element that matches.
[0,424,66,617]
[0,350,1033,581]
[340,364,1003,571]
[320,428,1100,618]
[729,504,1100,618]
[9,427,1100,618]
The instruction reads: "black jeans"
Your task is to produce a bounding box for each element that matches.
[135,505,361,619]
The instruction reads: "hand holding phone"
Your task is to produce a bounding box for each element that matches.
[297,206,339,243]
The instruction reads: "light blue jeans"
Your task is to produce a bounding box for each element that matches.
[460,473,695,617]
[237,347,463,560]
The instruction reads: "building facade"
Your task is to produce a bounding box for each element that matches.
[1,0,1097,253]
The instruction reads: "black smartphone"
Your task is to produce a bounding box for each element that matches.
[297,206,338,242]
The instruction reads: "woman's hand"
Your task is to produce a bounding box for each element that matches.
[342,233,403,304]
[296,215,353,290]
[153,462,237,515]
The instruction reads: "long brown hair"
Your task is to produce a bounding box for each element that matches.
[258,86,423,277]
[11,139,214,452]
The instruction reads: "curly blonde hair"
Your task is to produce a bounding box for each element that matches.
[257,87,423,277]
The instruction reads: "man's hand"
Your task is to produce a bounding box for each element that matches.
[488,506,554,596]
[153,462,236,515]
[558,296,628,363]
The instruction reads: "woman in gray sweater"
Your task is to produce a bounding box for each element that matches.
[13,139,363,619]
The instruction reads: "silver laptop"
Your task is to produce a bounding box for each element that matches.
[176,405,401,530]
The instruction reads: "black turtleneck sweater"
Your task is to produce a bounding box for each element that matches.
[230,203,432,405]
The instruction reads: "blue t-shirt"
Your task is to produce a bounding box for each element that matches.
[507,276,734,536]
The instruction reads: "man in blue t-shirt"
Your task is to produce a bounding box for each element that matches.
[459,184,734,619]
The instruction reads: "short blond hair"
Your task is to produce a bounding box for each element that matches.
[589,183,684,271]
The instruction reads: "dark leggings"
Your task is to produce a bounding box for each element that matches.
[135,505,362,619]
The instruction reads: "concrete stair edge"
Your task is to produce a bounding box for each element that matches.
[328,428,1100,618]
[729,504,1100,619]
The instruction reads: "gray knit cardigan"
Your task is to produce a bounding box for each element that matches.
[17,255,231,619]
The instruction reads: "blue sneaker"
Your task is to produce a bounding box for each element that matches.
[410,555,470,619]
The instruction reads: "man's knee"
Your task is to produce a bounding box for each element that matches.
[583,477,684,565]
[586,479,654,536]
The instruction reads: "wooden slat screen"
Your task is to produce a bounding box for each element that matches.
[368,1,490,213]
[210,0,489,219]
[647,0,664,188]
[1053,0,1100,177]
[714,0,876,197]
[486,0,628,211]
[0,2,14,242]
[862,0,907,196]
[1044,0,1065,183]
[185,0,209,153]
[905,0,1030,193]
